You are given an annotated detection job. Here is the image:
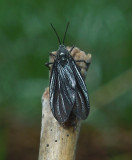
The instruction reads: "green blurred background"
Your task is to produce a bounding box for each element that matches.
[0,0,132,159]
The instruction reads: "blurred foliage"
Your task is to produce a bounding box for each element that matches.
[0,0,132,159]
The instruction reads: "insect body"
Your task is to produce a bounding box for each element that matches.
[45,23,90,124]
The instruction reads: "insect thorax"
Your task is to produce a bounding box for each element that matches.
[57,45,69,65]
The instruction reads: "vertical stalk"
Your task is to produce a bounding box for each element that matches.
[38,47,91,160]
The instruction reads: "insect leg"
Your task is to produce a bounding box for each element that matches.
[49,53,56,57]
[69,45,75,53]
[45,62,54,69]
[75,60,91,70]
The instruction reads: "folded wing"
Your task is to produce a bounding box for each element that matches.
[50,60,76,123]
[70,57,90,119]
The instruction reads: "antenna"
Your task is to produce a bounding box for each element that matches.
[50,24,61,45]
[63,22,70,45]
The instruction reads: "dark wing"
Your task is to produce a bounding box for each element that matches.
[50,60,76,123]
[69,57,90,120]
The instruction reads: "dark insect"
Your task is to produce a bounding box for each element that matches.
[45,23,90,124]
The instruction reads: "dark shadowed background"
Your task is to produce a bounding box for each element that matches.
[0,0,132,160]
